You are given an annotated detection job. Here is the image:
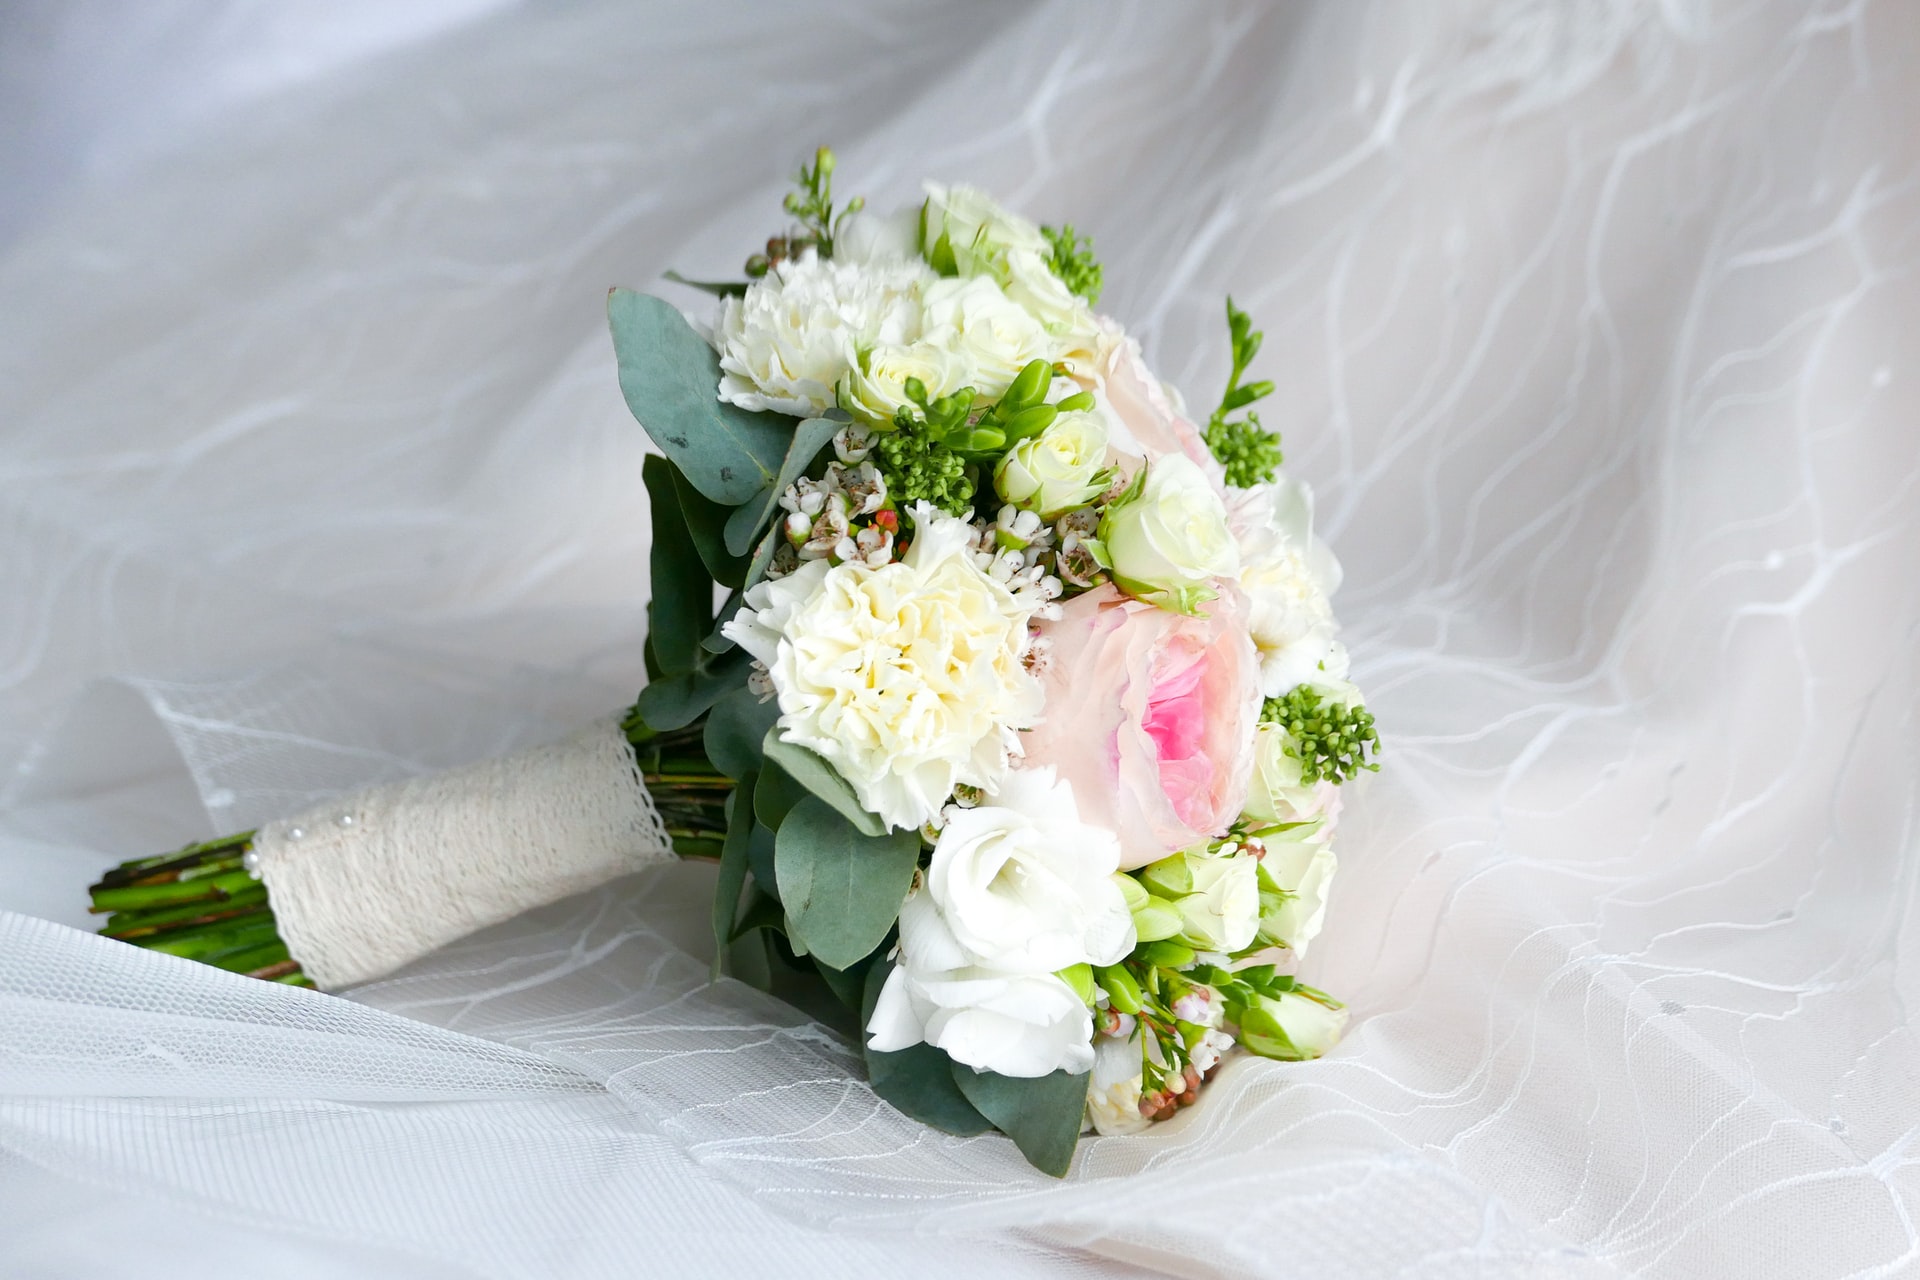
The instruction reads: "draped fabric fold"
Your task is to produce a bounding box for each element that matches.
[2,1,1915,1275]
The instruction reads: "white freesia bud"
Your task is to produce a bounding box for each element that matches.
[920,182,1049,280]
[837,339,974,425]
[714,252,934,416]
[1098,454,1240,613]
[1175,851,1261,954]
[994,409,1111,519]
[919,276,1056,401]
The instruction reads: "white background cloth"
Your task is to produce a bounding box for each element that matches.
[2,1,1916,1275]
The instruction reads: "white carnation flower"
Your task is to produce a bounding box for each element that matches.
[919,275,1058,401]
[712,250,933,417]
[1225,477,1345,696]
[720,501,1046,832]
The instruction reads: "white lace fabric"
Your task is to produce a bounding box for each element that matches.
[1,2,1916,1276]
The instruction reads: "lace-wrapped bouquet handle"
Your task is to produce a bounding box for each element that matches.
[87,149,1381,1176]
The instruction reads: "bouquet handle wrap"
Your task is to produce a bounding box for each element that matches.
[253,717,674,989]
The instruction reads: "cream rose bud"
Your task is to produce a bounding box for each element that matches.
[838,340,974,425]
[1099,454,1241,613]
[1243,720,1342,828]
[994,409,1111,518]
[919,276,1058,401]
[1175,851,1261,953]
[866,963,1096,1078]
[1259,832,1337,955]
[1241,988,1348,1060]
[918,768,1136,974]
[920,182,1050,279]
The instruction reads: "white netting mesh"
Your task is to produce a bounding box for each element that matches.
[2,0,1916,1275]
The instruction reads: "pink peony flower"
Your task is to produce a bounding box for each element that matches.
[1021,584,1262,869]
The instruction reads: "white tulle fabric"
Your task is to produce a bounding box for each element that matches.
[1,1,1916,1276]
[254,717,671,988]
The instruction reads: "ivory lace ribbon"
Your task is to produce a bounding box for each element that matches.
[252,718,674,989]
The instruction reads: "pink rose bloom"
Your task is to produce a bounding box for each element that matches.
[1089,320,1228,489]
[1022,585,1262,870]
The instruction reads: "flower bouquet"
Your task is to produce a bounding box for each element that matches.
[86,149,1378,1176]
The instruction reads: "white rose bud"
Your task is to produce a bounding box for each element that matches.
[1239,987,1348,1061]
[1174,852,1261,954]
[994,409,1111,519]
[919,276,1057,401]
[920,182,1049,280]
[1258,833,1338,956]
[1098,454,1241,613]
[1243,720,1342,828]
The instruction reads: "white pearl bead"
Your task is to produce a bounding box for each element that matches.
[287,826,306,841]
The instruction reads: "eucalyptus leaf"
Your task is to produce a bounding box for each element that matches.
[633,648,750,731]
[702,683,779,781]
[662,269,749,298]
[949,1066,1090,1178]
[723,412,842,557]
[753,759,809,831]
[642,455,710,676]
[668,464,748,589]
[860,961,993,1136]
[773,795,919,971]
[710,779,755,980]
[608,289,793,505]
[761,728,888,837]
[746,822,778,899]
[729,890,785,941]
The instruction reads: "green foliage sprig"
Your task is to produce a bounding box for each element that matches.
[747,146,865,275]
[1042,224,1103,304]
[1261,683,1380,785]
[1203,298,1283,488]
[874,357,1089,514]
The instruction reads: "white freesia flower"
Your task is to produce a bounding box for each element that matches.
[914,767,1136,974]
[994,408,1111,518]
[1225,477,1345,697]
[867,963,1095,1078]
[1259,832,1337,955]
[1175,851,1261,953]
[838,339,974,424]
[835,206,921,265]
[920,182,1050,279]
[1099,453,1241,613]
[1086,1032,1151,1136]
[713,250,933,416]
[720,502,1045,832]
[920,275,1057,400]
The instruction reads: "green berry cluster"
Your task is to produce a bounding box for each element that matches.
[1042,224,1103,304]
[872,420,974,515]
[1260,684,1380,785]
